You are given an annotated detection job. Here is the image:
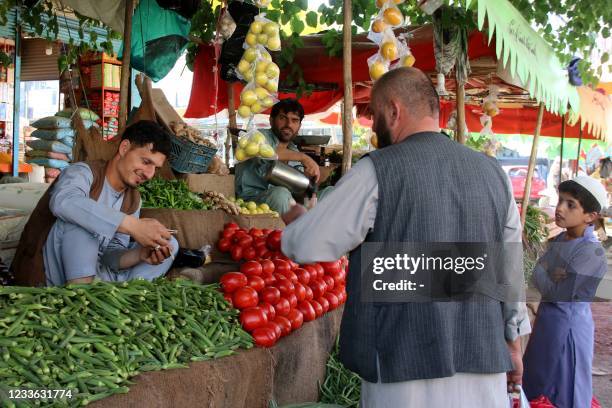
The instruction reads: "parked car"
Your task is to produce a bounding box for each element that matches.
[506,166,547,201]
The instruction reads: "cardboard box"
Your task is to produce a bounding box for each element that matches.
[184,174,235,198]
[140,208,284,250]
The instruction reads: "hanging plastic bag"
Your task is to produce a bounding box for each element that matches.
[238,80,278,118]
[219,10,237,40]
[391,34,416,68]
[244,14,281,51]
[379,28,404,62]
[368,53,390,81]
[482,85,500,117]
[253,58,280,94]
[234,128,278,162]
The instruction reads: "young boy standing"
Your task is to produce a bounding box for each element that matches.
[523,176,608,408]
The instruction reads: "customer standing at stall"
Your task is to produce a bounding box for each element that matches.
[281,68,530,407]
[12,120,178,287]
[235,99,321,214]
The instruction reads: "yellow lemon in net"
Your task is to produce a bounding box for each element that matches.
[267,36,281,50]
[264,22,279,36]
[383,8,403,26]
[262,96,274,108]
[251,102,263,114]
[252,132,266,144]
[266,63,280,79]
[243,70,254,82]
[381,42,398,60]
[254,87,269,100]
[237,105,251,118]
[401,54,416,67]
[246,33,258,47]
[261,50,272,61]
[259,144,275,158]
[247,201,257,211]
[238,137,248,148]
[257,33,268,45]
[245,143,260,156]
[235,148,246,161]
[243,47,258,63]
[265,80,278,93]
[241,90,257,106]
[369,61,387,81]
[250,21,263,34]
[238,59,251,74]
[255,61,269,73]
[372,19,386,33]
[256,73,269,86]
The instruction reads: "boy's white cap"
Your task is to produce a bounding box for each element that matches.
[571,176,608,211]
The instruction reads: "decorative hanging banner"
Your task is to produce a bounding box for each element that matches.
[569,86,611,143]
[465,0,579,116]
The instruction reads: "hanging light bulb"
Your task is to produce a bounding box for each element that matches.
[45,43,53,56]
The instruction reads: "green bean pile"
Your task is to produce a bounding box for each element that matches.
[138,178,212,210]
[0,279,252,407]
[319,339,361,408]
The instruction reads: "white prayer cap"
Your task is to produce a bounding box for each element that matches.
[570,176,608,211]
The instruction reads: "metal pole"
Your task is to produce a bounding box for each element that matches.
[575,120,582,177]
[11,17,21,177]
[520,102,545,227]
[558,114,566,185]
[341,0,353,175]
[118,0,134,134]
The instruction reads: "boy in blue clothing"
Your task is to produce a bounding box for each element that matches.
[523,176,608,408]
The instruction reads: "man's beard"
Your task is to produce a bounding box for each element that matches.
[273,126,296,143]
[374,116,393,148]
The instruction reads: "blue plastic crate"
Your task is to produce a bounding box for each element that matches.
[169,134,218,174]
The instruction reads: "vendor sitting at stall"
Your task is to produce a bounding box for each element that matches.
[12,120,178,287]
[235,99,321,214]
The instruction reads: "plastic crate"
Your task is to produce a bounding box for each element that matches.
[169,134,218,174]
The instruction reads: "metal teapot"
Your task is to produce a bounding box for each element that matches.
[265,161,317,197]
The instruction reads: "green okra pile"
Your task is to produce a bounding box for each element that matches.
[138,178,213,210]
[0,278,252,407]
[318,338,361,408]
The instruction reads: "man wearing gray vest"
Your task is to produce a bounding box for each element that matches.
[281,68,530,406]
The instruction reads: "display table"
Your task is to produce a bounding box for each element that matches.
[92,308,343,408]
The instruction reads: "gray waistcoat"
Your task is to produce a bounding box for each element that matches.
[339,132,513,383]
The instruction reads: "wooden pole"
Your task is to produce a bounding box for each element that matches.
[227,83,237,166]
[558,114,566,185]
[118,0,134,135]
[520,102,545,227]
[341,0,353,175]
[456,78,466,144]
[575,120,583,177]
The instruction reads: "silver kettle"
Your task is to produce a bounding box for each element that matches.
[265,161,317,197]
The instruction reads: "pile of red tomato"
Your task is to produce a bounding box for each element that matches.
[217,223,348,348]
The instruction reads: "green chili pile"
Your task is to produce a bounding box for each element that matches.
[319,339,361,408]
[138,178,212,210]
[0,279,252,406]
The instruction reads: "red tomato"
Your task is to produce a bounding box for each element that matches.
[266,230,282,251]
[316,297,330,314]
[262,228,272,236]
[332,287,347,304]
[261,287,281,305]
[224,222,239,230]
[294,282,307,302]
[240,261,263,276]
[303,265,318,281]
[294,268,311,285]
[253,236,267,248]
[281,270,299,284]
[286,259,299,270]
[273,259,291,275]
[244,246,258,261]
[310,279,327,299]
[274,316,292,337]
[240,307,268,332]
[247,276,265,292]
[220,272,248,293]
[260,259,275,276]
[263,274,277,287]
[249,228,264,238]
[304,285,314,301]
[232,231,248,244]
[320,260,342,276]
[286,293,298,309]
[332,269,346,287]
[311,300,324,318]
[322,275,335,292]
[217,238,232,253]
[258,302,276,321]
[274,298,291,317]
[237,235,254,248]
[298,301,316,322]
[313,264,325,279]
[265,321,282,339]
[286,309,304,330]
[252,326,277,347]
[232,287,259,309]
[231,246,243,262]
[223,293,233,306]
[275,279,295,296]
[221,228,236,240]
[323,292,339,310]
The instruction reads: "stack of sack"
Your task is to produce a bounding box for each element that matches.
[26,108,99,183]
